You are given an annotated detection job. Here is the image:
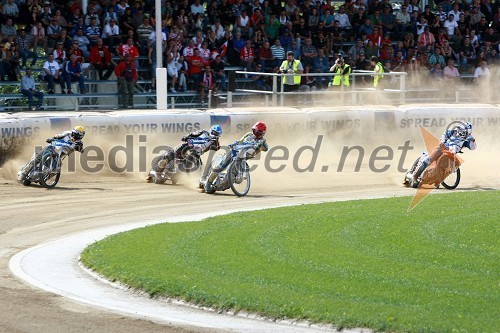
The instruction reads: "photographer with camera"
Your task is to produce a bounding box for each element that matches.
[279,51,304,92]
[329,54,351,88]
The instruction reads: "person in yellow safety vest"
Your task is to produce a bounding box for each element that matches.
[370,56,385,88]
[329,55,351,87]
[279,51,304,92]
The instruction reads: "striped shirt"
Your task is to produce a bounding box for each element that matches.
[270,45,285,60]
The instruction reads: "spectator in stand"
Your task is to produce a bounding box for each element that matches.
[86,17,101,47]
[199,65,217,104]
[313,48,331,88]
[31,22,47,52]
[68,41,84,64]
[166,53,179,93]
[418,26,435,50]
[52,9,68,29]
[286,40,301,59]
[448,3,462,23]
[21,68,43,110]
[443,58,460,81]
[2,0,19,21]
[52,41,66,65]
[40,4,52,28]
[199,41,211,63]
[183,39,197,59]
[188,48,204,90]
[335,6,353,40]
[300,37,317,67]
[2,18,17,39]
[428,47,446,68]
[114,53,138,109]
[103,5,119,26]
[380,5,396,37]
[270,38,286,69]
[359,18,374,38]
[16,29,38,69]
[70,17,86,38]
[349,39,365,61]
[240,40,255,71]
[458,36,477,68]
[473,60,490,82]
[176,55,189,92]
[84,6,101,27]
[136,17,154,55]
[43,53,65,94]
[120,7,135,34]
[368,27,383,47]
[73,28,91,58]
[444,14,461,43]
[4,43,20,81]
[56,29,72,51]
[63,53,86,94]
[211,54,227,92]
[395,5,411,37]
[102,18,120,50]
[250,63,271,90]
[116,37,139,69]
[258,40,274,70]
[90,38,115,80]
[47,18,62,50]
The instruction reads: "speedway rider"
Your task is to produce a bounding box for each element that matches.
[18,126,85,181]
[147,125,223,182]
[201,121,268,186]
[412,122,476,183]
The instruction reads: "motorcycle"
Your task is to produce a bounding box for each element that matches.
[18,139,77,188]
[403,146,461,189]
[201,143,253,197]
[147,139,206,185]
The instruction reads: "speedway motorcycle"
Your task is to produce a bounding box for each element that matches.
[201,142,253,197]
[18,139,80,188]
[404,146,461,189]
[147,139,206,185]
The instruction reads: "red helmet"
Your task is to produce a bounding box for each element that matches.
[252,121,266,138]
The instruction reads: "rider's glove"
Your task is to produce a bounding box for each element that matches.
[74,142,84,152]
[181,136,188,142]
[46,138,53,143]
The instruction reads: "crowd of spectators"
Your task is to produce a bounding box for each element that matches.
[0,0,498,94]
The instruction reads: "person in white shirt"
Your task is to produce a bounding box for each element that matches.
[101,19,120,49]
[473,61,490,82]
[43,53,65,94]
[443,14,459,40]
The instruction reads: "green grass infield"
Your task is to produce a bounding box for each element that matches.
[81,191,500,332]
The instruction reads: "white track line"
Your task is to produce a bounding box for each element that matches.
[9,204,380,333]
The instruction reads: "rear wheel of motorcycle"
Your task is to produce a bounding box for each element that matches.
[404,158,420,186]
[229,160,251,197]
[441,168,461,189]
[38,152,61,189]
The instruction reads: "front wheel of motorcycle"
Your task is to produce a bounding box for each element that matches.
[441,167,461,189]
[229,160,251,197]
[38,152,61,189]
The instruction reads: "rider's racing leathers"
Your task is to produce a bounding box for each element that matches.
[205,132,269,183]
[153,129,221,173]
[412,128,476,181]
[18,130,84,180]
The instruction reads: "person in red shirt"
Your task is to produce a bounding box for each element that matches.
[258,40,274,71]
[90,38,115,80]
[240,40,255,71]
[368,27,383,47]
[114,53,138,109]
[116,37,140,62]
[188,48,204,90]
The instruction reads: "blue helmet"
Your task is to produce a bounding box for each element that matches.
[210,125,222,137]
